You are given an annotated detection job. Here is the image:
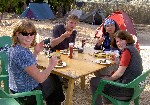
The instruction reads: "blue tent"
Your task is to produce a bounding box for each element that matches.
[20,3,55,20]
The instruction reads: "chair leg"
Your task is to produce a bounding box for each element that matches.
[134,96,140,105]
[112,100,130,105]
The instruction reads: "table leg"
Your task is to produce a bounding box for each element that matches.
[81,76,85,90]
[65,79,75,105]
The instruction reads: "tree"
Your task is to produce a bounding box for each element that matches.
[48,0,75,17]
[0,0,22,13]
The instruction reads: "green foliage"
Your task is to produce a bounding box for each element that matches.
[48,0,75,17]
[0,0,23,14]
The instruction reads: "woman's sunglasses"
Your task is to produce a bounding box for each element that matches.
[20,32,35,36]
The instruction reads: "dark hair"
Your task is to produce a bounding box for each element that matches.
[102,19,119,35]
[111,30,135,48]
[115,30,135,44]
[102,19,119,34]
[103,19,119,48]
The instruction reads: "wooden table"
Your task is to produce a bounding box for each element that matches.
[37,47,114,105]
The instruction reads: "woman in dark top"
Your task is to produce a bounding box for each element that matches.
[90,30,143,105]
[94,19,119,51]
[94,19,120,77]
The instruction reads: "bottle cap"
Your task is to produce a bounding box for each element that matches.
[69,43,74,46]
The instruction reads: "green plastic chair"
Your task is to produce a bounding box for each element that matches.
[0,52,9,93]
[0,52,8,75]
[92,70,150,105]
[0,36,12,92]
[0,36,12,75]
[0,36,12,48]
[0,86,44,105]
[0,36,12,53]
[0,75,9,93]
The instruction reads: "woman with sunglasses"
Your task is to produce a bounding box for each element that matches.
[8,20,65,105]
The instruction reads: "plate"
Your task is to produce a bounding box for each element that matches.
[95,59,111,64]
[60,52,69,55]
[73,48,78,51]
[94,50,103,54]
[94,53,106,58]
[60,50,69,55]
[55,62,67,68]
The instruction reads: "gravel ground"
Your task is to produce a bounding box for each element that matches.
[0,13,150,105]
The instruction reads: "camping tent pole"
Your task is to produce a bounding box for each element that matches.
[92,11,96,25]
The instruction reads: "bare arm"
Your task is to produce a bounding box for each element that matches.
[33,41,44,58]
[96,36,105,46]
[50,31,73,47]
[103,66,127,81]
[24,56,57,83]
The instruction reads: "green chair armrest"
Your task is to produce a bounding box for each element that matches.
[95,79,129,95]
[10,90,44,105]
[11,90,42,98]
[99,79,128,88]
[0,75,9,93]
[0,98,20,105]
[0,75,8,79]
[0,87,44,105]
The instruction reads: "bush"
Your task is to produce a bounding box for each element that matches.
[0,0,24,14]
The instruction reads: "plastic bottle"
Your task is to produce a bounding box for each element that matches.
[69,43,73,58]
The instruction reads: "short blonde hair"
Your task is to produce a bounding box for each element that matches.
[66,14,79,22]
[12,20,37,47]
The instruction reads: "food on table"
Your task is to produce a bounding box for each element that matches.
[57,59,63,66]
[78,47,83,53]
[95,59,111,64]
[98,59,107,63]
[73,46,78,50]
[94,50,103,54]
[94,53,106,58]
[60,49,69,54]
[57,55,61,59]
[63,49,68,53]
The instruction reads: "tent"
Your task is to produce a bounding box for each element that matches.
[95,10,140,52]
[20,3,55,20]
[80,9,105,25]
[95,11,137,38]
[69,9,82,18]
[76,2,85,8]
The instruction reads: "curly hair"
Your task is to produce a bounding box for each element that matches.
[111,30,135,48]
[12,20,37,47]
[115,30,135,44]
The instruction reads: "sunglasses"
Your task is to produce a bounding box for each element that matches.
[20,32,35,36]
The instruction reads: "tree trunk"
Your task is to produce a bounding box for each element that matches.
[0,12,3,23]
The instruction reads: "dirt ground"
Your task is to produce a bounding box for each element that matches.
[0,13,150,105]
